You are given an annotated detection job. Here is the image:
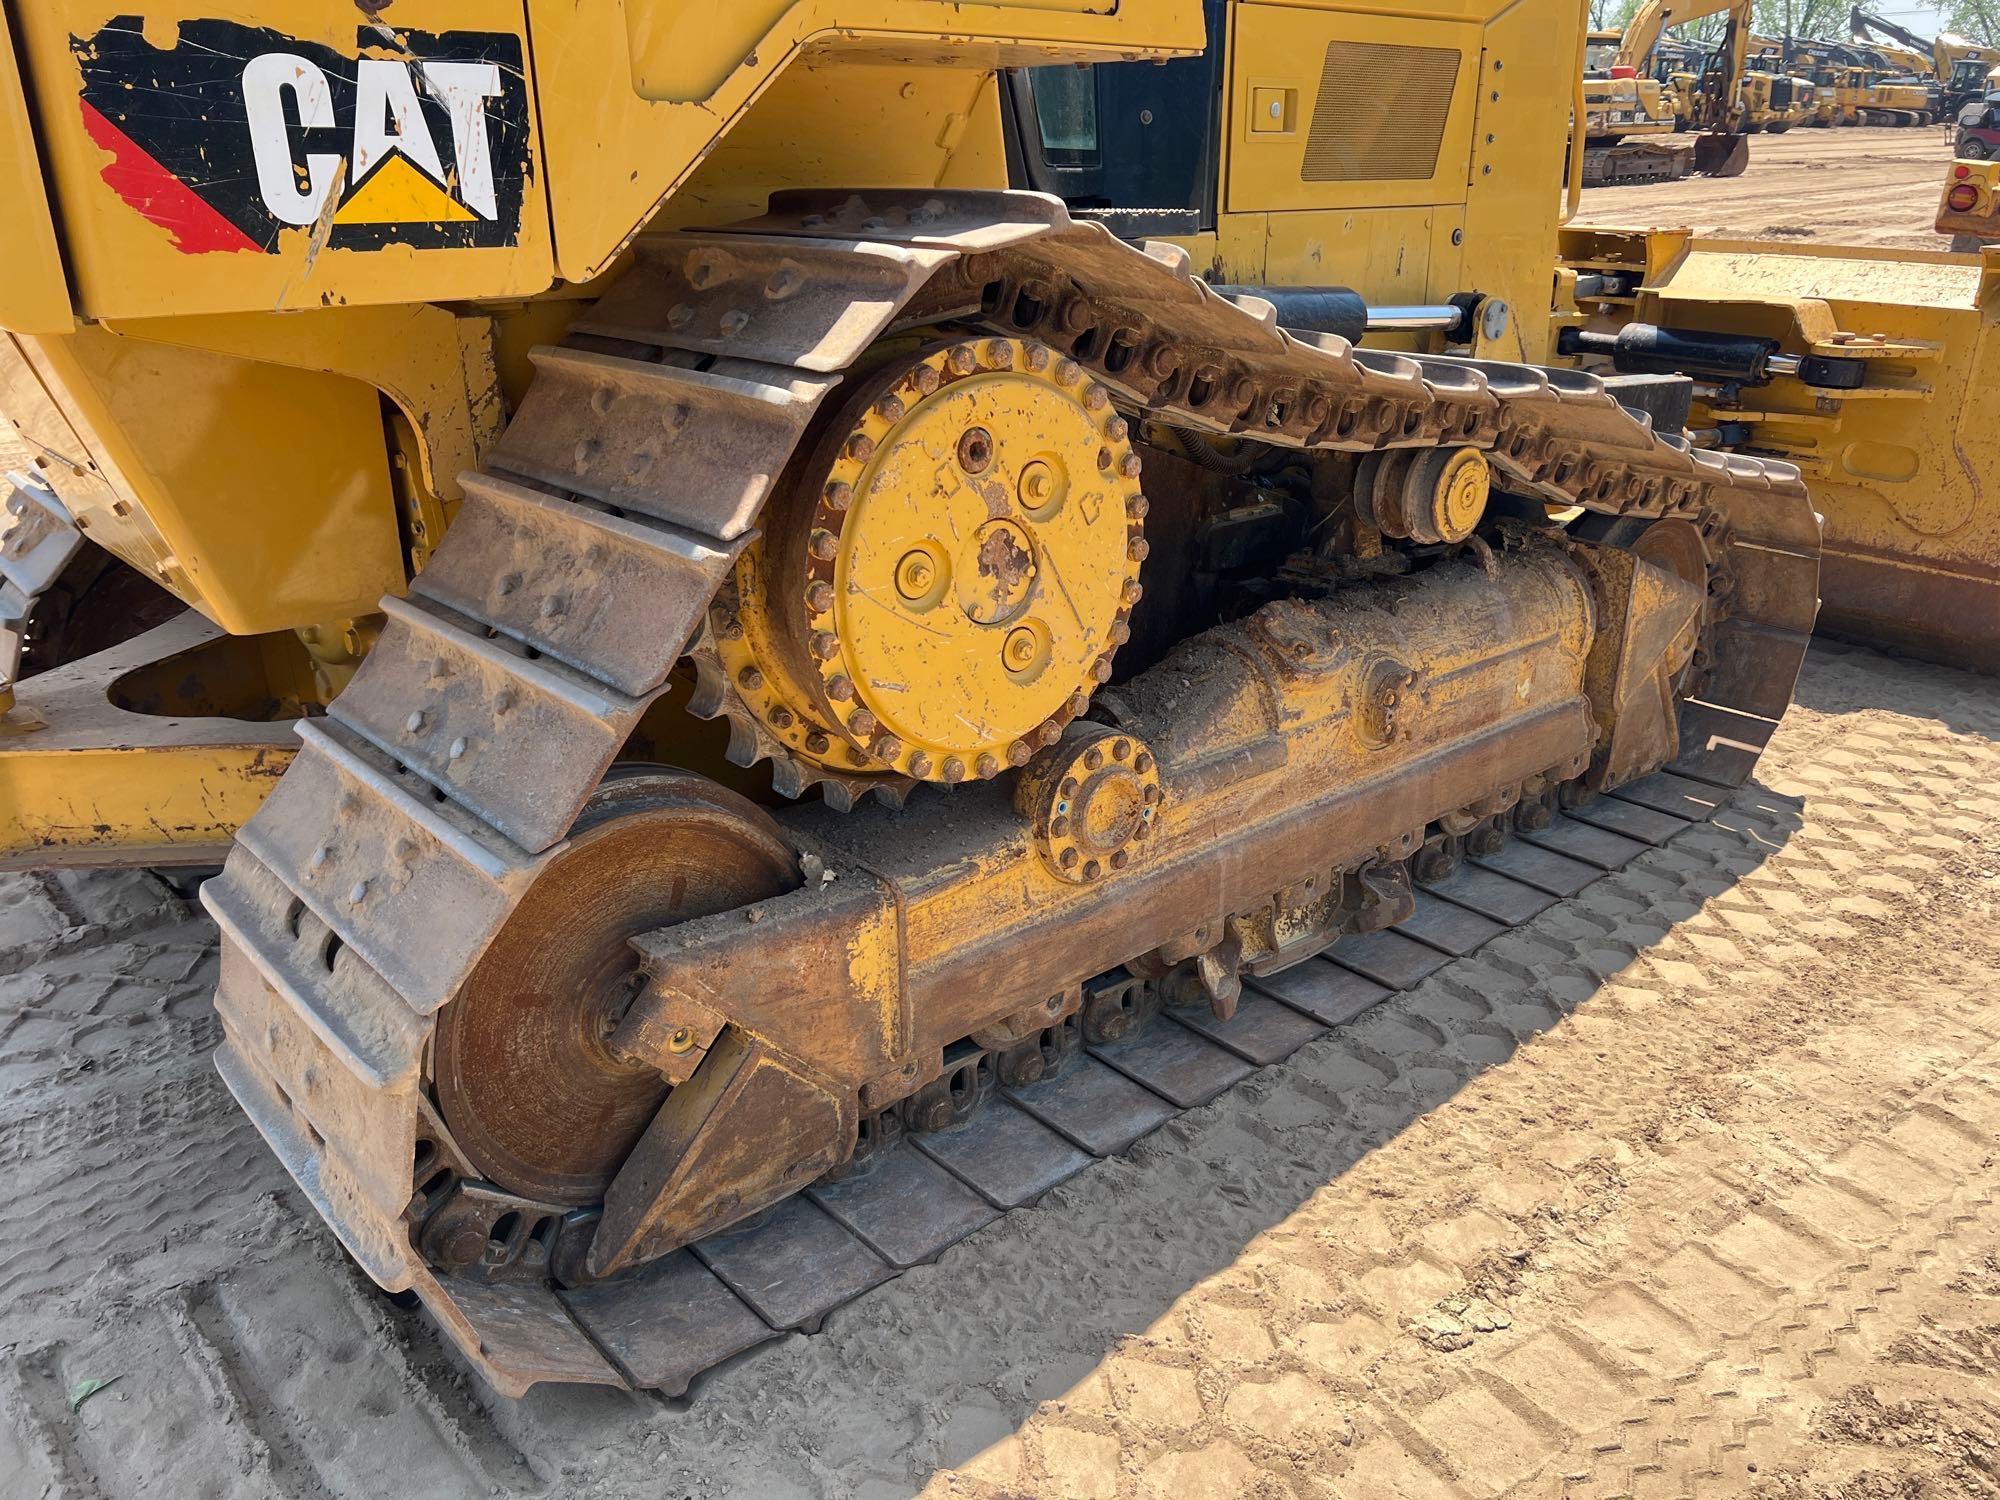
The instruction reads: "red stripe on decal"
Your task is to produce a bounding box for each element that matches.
[79,98,261,255]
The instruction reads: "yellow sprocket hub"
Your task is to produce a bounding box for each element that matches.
[715,336,1146,788]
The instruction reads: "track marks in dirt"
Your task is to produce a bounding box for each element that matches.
[0,1253,545,1500]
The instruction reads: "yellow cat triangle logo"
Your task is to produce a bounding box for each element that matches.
[334,154,475,225]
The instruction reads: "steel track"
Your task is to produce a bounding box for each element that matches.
[201,187,1819,1396]
[543,773,1736,1396]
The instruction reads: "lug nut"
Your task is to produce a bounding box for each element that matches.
[896,551,937,600]
[1018,461,1056,508]
[1003,627,1039,671]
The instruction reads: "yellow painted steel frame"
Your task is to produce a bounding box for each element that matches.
[1167,0,1581,366]
[1559,226,2000,669]
[1936,158,2000,243]
[0,1,1201,868]
[0,612,306,870]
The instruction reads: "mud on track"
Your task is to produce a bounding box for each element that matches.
[1,640,1996,1499]
[1578,123,1967,251]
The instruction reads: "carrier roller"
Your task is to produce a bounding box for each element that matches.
[206,189,1820,1395]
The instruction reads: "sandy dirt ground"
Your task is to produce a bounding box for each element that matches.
[1577,124,1965,251]
[0,641,1995,1500]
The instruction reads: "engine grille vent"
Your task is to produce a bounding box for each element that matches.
[1302,41,1461,183]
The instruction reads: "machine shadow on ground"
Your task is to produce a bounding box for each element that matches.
[383,768,1811,1495]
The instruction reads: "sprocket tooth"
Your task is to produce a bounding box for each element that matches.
[769,755,809,801]
[686,635,730,721]
[871,780,915,811]
[721,708,766,769]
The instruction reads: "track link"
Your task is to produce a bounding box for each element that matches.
[205,188,1819,1395]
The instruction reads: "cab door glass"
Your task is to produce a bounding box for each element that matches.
[1029,66,1101,165]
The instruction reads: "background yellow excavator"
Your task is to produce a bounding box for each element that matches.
[1849,7,1990,117]
[1582,0,1756,183]
[0,0,1991,1398]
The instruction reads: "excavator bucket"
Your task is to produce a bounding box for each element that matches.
[1693,131,1752,176]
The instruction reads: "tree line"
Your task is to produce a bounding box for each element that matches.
[1586,0,2000,47]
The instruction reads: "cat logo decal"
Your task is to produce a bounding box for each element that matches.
[73,17,530,254]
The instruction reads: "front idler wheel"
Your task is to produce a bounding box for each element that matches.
[429,772,802,1211]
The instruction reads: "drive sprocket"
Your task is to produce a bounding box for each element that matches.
[702,335,1146,795]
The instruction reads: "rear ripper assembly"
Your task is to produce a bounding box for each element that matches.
[204,190,1818,1395]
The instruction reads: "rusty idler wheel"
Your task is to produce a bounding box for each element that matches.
[432,771,800,1206]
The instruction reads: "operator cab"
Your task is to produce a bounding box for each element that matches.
[1001,0,1228,239]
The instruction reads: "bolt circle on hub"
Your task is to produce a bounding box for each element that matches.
[713,336,1146,788]
[1018,724,1163,883]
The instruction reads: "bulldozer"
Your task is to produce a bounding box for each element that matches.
[0,0,1838,1395]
